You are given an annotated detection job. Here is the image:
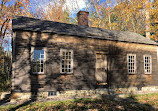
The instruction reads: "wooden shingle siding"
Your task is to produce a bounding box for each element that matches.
[12,31,158,92]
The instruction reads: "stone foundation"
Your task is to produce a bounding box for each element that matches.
[2,86,158,102]
[10,89,107,101]
[113,86,158,94]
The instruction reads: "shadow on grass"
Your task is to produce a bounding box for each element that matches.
[8,99,35,111]
[6,94,157,111]
[67,95,157,111]
[0,93,11,106]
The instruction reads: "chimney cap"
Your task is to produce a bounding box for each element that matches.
[77,11,89,16]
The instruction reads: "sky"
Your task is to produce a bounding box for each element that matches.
[64,0,87,12]
[30,0,88,15]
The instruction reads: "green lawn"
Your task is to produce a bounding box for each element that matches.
[0,93,158,111]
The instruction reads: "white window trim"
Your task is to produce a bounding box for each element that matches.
[144,55,152,74]
[31,47,47,74]
[127,54,136,74]
[60,49,73,74]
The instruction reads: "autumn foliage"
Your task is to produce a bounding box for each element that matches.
[88,0,158,40]
[0,0,32,91]
[0,0,32,48]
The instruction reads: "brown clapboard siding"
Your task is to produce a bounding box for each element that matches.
[12,30,158,92]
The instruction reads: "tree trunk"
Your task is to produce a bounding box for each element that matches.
[145,0,151,39]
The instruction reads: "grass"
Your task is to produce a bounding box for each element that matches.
[0,93,158,111]
[134,93,158,108]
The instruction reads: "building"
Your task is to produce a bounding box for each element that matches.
[12,11,158,99]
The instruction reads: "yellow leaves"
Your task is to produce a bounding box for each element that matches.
[126,18,130,22]
[89,18,101,28]
[145,2,152,9]
[17,1,24,8]
[112,0,154,35]
[150,35,157,40]
[137,5,143,9]
[0,0,32,47]
[22,0,30,4]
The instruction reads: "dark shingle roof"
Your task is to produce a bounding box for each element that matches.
[12,16,158,45]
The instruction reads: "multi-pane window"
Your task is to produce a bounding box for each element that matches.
[127,54,136,74]
[32,49,45,73]
[144,55,152,74]
[60,49,73,73]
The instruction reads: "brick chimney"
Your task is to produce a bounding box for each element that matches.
[77,11,89,26]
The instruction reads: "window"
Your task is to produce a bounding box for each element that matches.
[32,49,45,73]
[127,54,136,74]
[48,91,57,96]
[60,49,73,73]
[144,55,152,74]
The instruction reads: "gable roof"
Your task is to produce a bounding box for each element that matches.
[12,16,158,45]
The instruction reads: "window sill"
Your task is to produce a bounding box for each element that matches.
[128,73,136,75]
[144,73,152,75]
[31,72,45,75]
[60,72,73,75]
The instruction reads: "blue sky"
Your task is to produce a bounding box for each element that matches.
[28,0,117,22]
[29,0,89,18]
